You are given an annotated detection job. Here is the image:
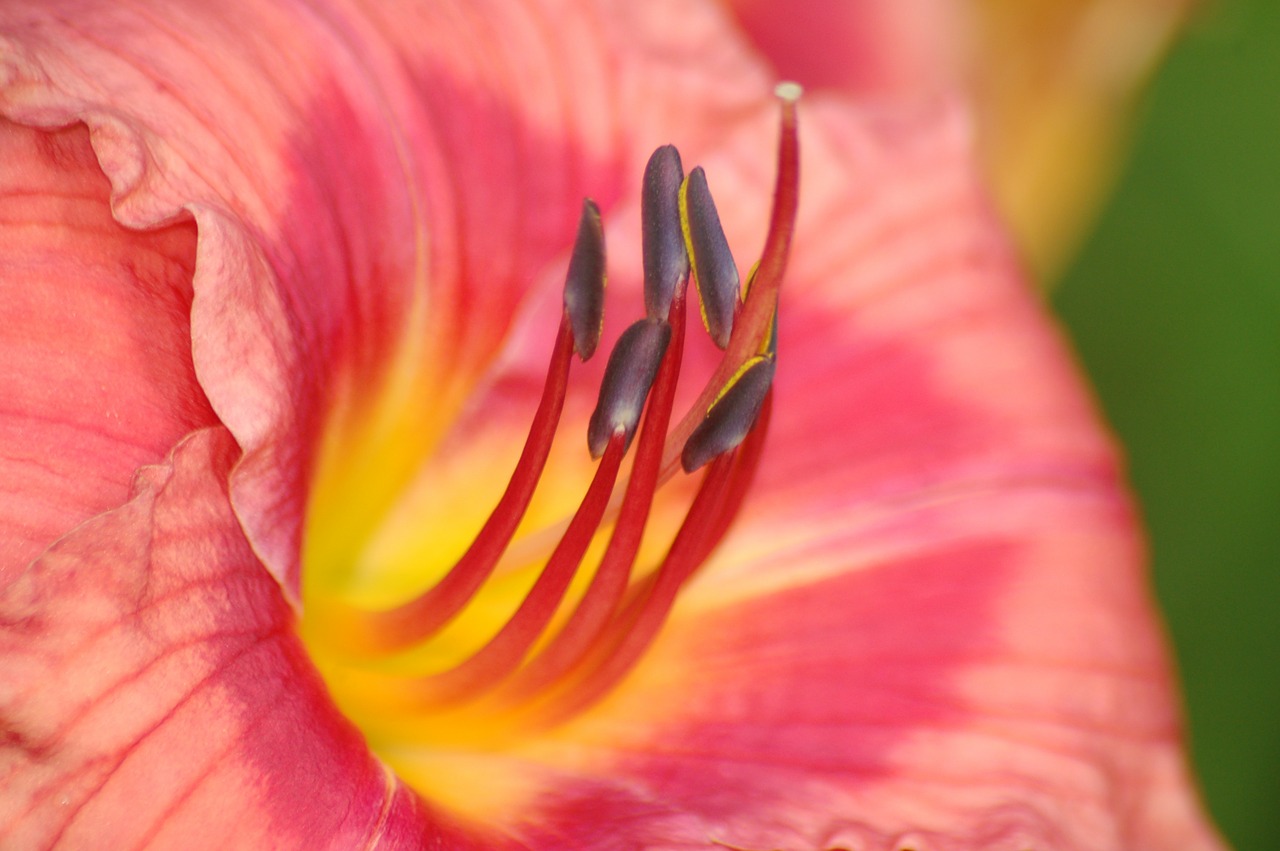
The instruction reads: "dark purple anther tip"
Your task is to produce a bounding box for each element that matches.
[641,145,688,321]
[681,356,775,472]
[587,318,671,458]
[682,166,738,350]
[563,198,606,360]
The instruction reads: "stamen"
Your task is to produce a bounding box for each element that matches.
[535,448,741,724]
[502,294,688,702]
[323,85,800,737]
[641,145,689,321]
[536,87,800,713]
[693,389,773,567]
[563,198,606,360]
[503,406,769,734]
[587,318,671,458]
[681,354,775,473]
[680,165,738,349]
[523,391,772,727]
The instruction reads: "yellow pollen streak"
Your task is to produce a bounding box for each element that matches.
[742,260,759,299]
[709,354,770,410]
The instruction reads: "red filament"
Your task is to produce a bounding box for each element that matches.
[503,294,689,703]
[344,317,575,656]
[402,431,626,708]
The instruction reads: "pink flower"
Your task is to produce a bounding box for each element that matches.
[0,1,1222,848]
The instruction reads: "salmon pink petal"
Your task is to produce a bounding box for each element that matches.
[724,0,960,98]
[0,119,215,576]
[0,427,450,847]
[724,0,1194,275]
[0,117,434,846]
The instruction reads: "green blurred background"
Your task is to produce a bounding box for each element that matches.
[1053,0,1280,846]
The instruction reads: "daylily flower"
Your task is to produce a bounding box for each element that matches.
[0,1,1223,849]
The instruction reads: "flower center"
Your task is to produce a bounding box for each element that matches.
[299,83,800,823]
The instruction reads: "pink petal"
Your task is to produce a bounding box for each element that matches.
[723,0,961,97]
[0,117,435,845]
[0,427,451,847]
[722,0,1197,275]
[0,119,214,577]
